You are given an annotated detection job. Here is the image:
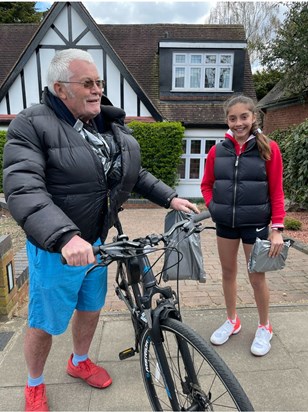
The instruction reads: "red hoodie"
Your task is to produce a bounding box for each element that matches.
[201,132,286,227]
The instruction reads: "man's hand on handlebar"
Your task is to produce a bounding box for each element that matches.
[170,197,199,214]
[61,235,96,266]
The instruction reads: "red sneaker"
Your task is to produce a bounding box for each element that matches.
[24,383,49,411]
[67,354,112,388]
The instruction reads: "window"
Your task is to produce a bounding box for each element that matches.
[173,52,233,91]
[179,137,223,182]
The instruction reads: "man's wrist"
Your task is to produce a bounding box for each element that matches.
[271,227,284,232]
[166,193,178,208]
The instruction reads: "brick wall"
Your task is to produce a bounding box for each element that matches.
[263,102,308,134]
[0,234,28,320]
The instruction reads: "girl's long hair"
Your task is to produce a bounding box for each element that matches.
[223,95,271,161]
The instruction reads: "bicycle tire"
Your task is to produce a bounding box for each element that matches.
[140,317,253,411]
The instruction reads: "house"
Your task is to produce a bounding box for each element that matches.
[0,1,256,198]
[258,81,308,134]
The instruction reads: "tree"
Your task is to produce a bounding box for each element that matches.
[253,69,284,100]
[0,2,44,23]
[205,2,281,66]
[260,2,308,95]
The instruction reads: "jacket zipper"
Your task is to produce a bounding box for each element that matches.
[232,155,239,227]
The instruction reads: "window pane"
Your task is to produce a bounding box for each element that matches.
[205,140,216,153]
[190,68,201,88]
[204,68,216,88]
[205,55,216,64]
[189,159,200,179]
[191,54,202,64]
[175,54,186,63]
[179,159,186,179]
[175,67,185,87]
[191,140,201,154]
[220,54,231,64]
[182,140,187,153]
[219,68,231,88]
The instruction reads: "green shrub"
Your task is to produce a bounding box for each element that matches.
[284,217,302,231]
[270,119,308,209]
[128,121,184,188]
[0,130,7,193]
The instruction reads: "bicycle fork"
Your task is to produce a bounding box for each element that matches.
[150,306,205,411]
[148,310,181,411]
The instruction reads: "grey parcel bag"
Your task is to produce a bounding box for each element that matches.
[248,237,293,273]
[162,210,206,282]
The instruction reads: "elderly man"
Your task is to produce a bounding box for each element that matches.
[3,48,198,411]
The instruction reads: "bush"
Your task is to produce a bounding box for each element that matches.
[270,119,308,210]
[128,121,184,188]
[0,130,7,193]
[284,217,302,231]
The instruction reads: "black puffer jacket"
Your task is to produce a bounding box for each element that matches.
[3,98,176,252]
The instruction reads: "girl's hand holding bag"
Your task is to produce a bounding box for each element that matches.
[248,237,294,273]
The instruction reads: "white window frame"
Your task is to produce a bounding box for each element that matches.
[179,137,224,182]
[172,52,234,92]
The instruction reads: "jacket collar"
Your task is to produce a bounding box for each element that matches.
[42,87,126,133]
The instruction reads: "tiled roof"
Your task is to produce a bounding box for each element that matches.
[0,21,256,126]
[101,24,256,125]
[258,80,308,109]
[0,24,37,86]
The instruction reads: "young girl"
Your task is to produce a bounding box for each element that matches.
[201,95,285,356]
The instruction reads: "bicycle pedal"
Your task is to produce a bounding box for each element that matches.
[119,347,136,360]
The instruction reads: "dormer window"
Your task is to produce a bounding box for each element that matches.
[173,52,233,92]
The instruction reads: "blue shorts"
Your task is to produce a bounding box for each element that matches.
[26,239,107,335]
[216,224,269,244]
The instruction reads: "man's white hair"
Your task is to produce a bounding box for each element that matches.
[47,49,95,95]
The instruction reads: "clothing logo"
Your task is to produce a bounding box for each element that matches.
[256,227,266,232]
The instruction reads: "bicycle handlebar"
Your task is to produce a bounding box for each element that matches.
[61,210,211,265]
[93,210,211,262]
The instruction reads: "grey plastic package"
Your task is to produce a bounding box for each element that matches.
[162,210,206,283]
[248,237,294,273]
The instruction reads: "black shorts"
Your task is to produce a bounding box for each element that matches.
[216,224,269,245]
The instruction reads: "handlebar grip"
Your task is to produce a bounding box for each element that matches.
[93,246,100,255]
[61,246,101,265]
[191,210,211,223]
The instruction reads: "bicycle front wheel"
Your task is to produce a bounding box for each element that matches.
[140,317,253,411]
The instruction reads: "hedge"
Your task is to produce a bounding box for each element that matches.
[127,121,185,189]
[269,119,308,210]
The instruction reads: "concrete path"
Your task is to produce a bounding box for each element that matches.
[1,207,308,411]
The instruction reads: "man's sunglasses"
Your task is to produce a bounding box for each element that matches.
[58,79,105,89]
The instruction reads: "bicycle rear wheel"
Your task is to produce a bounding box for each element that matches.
[140,317,253,411]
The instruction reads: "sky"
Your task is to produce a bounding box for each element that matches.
[36,1,215,24]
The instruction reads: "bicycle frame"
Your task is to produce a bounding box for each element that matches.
[82,211,253,411]
[81,212,253,411]
[113,244,204,411]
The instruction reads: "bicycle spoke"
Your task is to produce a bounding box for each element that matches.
[140,318,253,411]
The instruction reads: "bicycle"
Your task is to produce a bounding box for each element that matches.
[87,211,254,411]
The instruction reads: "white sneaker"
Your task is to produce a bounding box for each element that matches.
[251,324,273,356]
[210,316,241,345]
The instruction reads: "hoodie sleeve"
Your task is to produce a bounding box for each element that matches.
[201,145,216,207]
[266,141,286,226]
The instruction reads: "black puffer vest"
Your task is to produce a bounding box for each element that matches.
[209,138,271,227]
